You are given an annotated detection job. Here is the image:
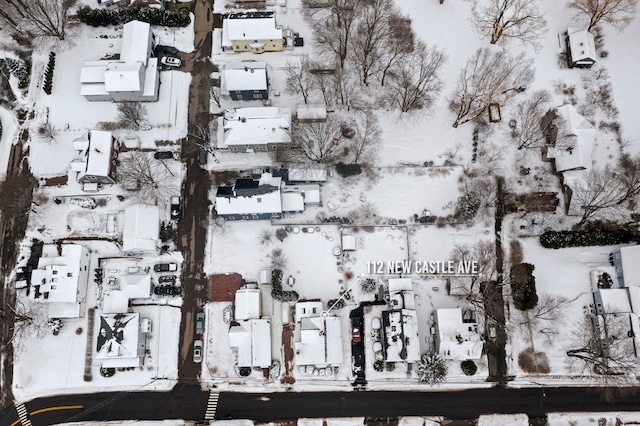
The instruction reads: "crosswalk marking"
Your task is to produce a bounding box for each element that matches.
[15,403,32,426]
[204,391,220,420]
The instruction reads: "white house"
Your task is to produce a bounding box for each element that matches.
[218,107,291,152]
[80,20,160,102]
[434,308,483,361]
[235,287,262,320]
[31,244,91,318]
[228,319,272,368]
[381,279,420,363]
[565,27,597,68]
[101,258,153,314]
[222,12,284,53]
[544,104,596,215]
[295,316,343,367]
[341,235,356,252]
[214,173,310,220]
[96,312,148,368]
[71,130,119,189]
[122,204,160,255]
[610,245,640,288]
[223,62,269,101]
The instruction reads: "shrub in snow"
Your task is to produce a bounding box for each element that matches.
[269,360,281,379]
[327,298,345,309]
[270,269,298,302]
[461,360,477,376]
[335,162,362,178]
[510,263,538,311]
[417,354,448,385]
[517,348,550,373]
[43,52,55,95]
[385,362,395,372]
[275,228,288,241]
[6,56,31,90]
[69,197,98,209]
[360,278,378,294]
[373,360,384,372]
[454,193,480,223]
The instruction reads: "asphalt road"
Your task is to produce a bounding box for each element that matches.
[5,387,640,425]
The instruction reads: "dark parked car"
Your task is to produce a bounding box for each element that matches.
[154,285,179,296]
[198,147,208,166]
[154,263,178,272]
[154,44,178,56]
[154,151,174,160]
[158,275,177,284]
[170,196,181,221]
[196,312,205,335]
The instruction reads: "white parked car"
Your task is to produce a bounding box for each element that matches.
[161,56,181,67]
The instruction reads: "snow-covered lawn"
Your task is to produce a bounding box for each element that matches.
[0,105,18,174]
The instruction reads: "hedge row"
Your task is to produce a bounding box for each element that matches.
[540,226,640,249]
[43,52,55,95]
[271,269,298,302]
[77,6,190,28]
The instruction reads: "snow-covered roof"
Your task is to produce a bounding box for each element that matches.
[80,64,107,83]
[547,104,595,173]
[31,244,90,318]
[295,316,343,366]
[142,58,159,98]
[102,290,130,314]
[226,13,283,41]
[121,20,152,65]
[295,301,324,322]
[567,27,597,64]
[223,62,268,92]
[122,204,160,254]
[297,104,327,121]
[595,288,632,314]
[215,183,281,215]
[620,245,640,288]
[228,319,272,368]
[434,308,483,361]
[223,107,291,147]
[104,62,143,92]
[288,167,327,183]
[388,278,412,293]
[83,130,113,178]
[342,235,356,251]
[120,274,152,299]
[282,184,321,205]
[96,312,143,368]
[382,309,420,362]
[281,191,304,212]
[235,288,261,320]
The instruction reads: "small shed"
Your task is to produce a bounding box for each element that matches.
[297,104,327,123]
[341,234,356,251]
[259,269,272,285]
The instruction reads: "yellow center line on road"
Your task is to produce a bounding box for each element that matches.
[10,405,85,426]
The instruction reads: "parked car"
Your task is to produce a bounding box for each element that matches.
[193,340,203,363]
[154,263,178,272]
[153,285,179,296]
[195,312,205,335]
[154,44,178,56]
[161,56,182,67]
[198,147,208,166]
[352,325,361,343]
[154,151,174,160]
[170,196,181,221]
[158,275,177,284]
[488,323,497,339]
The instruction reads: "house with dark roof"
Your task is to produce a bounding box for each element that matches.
[223,62,269,101]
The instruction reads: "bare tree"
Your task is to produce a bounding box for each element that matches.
[417,354,448,385]
[471,0,547,49]
[449,48,534,127]
[349,0,392,85]
[116,102,148,130]
[291,117,347,164]
[351,111,381,163]
[380,12,415,87]
[312,72,334,106]
[307,0,360,69]
[509,89,551,150]
[0,0,77,42]
[8,298,48,352]
[284,58,315,104]
[210,85,221,108]
[35,122,59,144]
[118,152,175,205]
[614,153,640,205]
[571,166,627,227]
[567,0,638,31]
[383,41,447,113]
[331,68,364,110]
[514,293,569,345]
